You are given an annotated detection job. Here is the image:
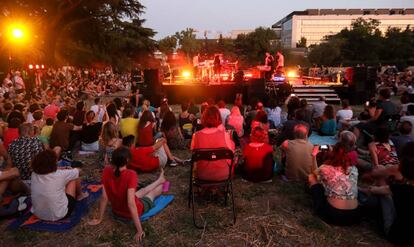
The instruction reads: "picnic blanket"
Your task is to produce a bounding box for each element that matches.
[113,195,174,223]
[309,132,337,146]
[7,183,102,232]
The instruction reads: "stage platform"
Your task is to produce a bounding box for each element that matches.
[160,81,349,105]
[162,82,243,104]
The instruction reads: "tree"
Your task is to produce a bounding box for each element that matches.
[307,18,414,66]
[175,28,201,61]
[296,37,307,48]
[0,0,155,68]
[308,40,342,66]
[158,36,177,55]
[234,27,280,66]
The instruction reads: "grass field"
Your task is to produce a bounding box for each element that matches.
[0,92,397,246]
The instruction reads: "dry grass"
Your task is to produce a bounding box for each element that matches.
[0,93,395,246]
[0,148,391,247]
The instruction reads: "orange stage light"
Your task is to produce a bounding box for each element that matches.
[28,64,33,69]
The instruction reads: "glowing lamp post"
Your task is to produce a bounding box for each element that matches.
[6,24,28,71]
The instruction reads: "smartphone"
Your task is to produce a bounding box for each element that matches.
[365,101,370,107]
[320,145,328,150]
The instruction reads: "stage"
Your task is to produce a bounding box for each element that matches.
[161,82,244,104]
[160,80,350,105]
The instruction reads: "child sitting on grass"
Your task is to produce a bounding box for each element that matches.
[89,146,166,243]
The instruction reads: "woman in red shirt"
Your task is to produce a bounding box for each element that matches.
[242,126,274,182]
[89,147,166,243]
[3,118,22,150]
[137,110,156,147]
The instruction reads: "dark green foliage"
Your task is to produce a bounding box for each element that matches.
[308,18,414,66]
[234,27,281,66]
[0,0,155,68]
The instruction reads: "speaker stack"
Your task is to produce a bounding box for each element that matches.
[247,78,266,104]
[143,69,163,106]
[348,67,377,105]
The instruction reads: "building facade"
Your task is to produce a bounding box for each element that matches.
[272,9,414,48]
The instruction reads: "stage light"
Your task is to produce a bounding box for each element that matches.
[6,23,29,43]
[12,28,24,39]
[35,64,39,69]
[244,73,253,78]
[28,64,33,69]
[41,65,45,69]
[182,70,191,79]
[287,70,298,78]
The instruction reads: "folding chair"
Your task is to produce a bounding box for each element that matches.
[188,148,236,228]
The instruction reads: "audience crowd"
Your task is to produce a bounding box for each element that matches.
[0,67,413,245]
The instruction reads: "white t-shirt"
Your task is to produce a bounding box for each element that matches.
[91,104,105,122]
[336,109,353,121]
[268,107,282,127]
[31,169,79,221]
[312,101,327,118]
[219,108,231,125]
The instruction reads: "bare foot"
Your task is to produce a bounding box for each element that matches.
[77,192,89,201]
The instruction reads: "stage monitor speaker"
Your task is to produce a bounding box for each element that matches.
[352,67,367,92]
[247,78,266,103]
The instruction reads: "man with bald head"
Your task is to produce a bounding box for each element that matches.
[280,124,316,181]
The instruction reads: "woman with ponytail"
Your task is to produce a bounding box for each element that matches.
[89,146,166,243]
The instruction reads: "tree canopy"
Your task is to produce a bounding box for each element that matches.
[234,27,280,66]
[308,18,414,66]
[0,0,155,68]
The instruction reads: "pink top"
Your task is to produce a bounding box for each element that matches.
[227,115,244,137]
[44,104,60,120]
[191,126,235,181]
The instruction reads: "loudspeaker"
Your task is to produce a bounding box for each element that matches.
[247,78,265,103]
[352,67,367,92]
[366,67,377,92]
[144,69,162,93]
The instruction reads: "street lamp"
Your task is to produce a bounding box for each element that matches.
[11,28,24,39]
[6,23,28,71]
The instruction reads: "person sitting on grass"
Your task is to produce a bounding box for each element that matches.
[241,126,274,183]
[80,111,102,152]
[308,143,360,226]
[39,118,54,149]
[88,147,166,243]
[390,121,414,157]
[0,167,29,203]
[99,121,122,168]
[359,142,414,246]
[161,111,187,150]
[31,150,88,221]
[119,107,139,143]
[281,124,317,181]
[368,126,399,167]
[319,105,337,136]
[123,135,168,172]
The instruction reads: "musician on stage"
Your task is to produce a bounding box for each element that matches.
[193,53,200,79]
[264,52,275,80]
[213,54,222,82]
[276,51,284,72]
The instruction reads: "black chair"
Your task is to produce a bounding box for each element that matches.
[188,148,236,228]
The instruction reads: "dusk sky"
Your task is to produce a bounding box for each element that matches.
[140,0,414,39]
